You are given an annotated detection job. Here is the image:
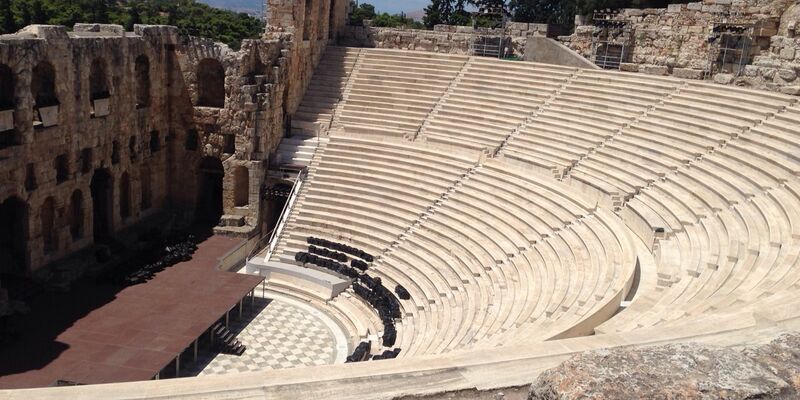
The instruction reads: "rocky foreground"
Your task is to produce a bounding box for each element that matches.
[528,333,800,399]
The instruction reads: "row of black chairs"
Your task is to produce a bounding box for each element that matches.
[115,236,198,287]
[346,341,371,363]
[308,245,348,263]
[307,237,375,262]
[295,252,360,279]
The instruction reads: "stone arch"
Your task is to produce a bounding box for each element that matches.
[328,0,336,40]
[0,196,29,274]
[0,63,14,110]
[196,156,224,223]
[135,55,150,108]
[141,166,152,210]
[31,60,58,107]
[40,196,57,254]
[234,166,250,207]
[197,58,225,108]
[89,57,110,100]
[91,168,113,240]
[0,63,18,149]
[303,0,314,41]
[69,190,84,240]
[120,172,131,220]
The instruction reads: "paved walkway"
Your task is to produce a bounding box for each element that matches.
[185,294,348,376]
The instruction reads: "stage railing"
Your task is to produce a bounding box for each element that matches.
[256,169,307,265]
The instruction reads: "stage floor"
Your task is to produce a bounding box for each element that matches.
[0,235,263,389]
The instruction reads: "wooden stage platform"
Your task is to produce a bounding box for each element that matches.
[0,235,264,389]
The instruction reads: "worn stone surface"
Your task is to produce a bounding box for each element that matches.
[528,334,800,400]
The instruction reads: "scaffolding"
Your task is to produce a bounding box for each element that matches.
[470,35,506,58]
[709,23,754,76]
[590,10,631,70]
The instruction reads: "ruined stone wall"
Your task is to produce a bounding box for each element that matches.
[0,0,349,274]
[560,0,800,89]
[338,23,548,57]
[0,24,179,272]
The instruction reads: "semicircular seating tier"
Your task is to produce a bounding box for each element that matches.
[269,134,639,355]
[274,47,800,359]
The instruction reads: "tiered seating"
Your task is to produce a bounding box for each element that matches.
[274,140,638,356]
[504,70,679,177]
[568,82,792,205]
[339,49,468,138]
[270,135,479,266]
[291,47,360,137]
[421,59,574,151]
[263,47,800,386]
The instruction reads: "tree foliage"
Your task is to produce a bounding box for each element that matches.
[1,0,264,50]
[350,2,424,29]
[424,0,693,26]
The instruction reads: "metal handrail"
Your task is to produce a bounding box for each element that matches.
[259,169,307,264]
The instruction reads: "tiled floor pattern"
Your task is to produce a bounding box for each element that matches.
[185,297,339,376]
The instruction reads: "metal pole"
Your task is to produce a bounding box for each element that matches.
[226,310,230,327]
[175,355,180,378]
[239,300,243,318]
[194,340,198,362]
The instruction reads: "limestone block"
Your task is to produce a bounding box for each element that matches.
[620,63,640,72]
[0,109,13,132]
[672,67,704,79]
[667,4,683,13]
[779,85,800,95]
[92,98,110,117]
[38,105,59,128]
[778,68,797,82]
[641,64,669,75]
[714,73,735,84]
[780,46,796,60]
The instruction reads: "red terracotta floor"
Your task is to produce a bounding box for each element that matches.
[0,235,263,389]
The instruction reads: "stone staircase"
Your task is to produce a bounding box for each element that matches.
[291,47,360,137]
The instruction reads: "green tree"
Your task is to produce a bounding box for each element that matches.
[423,0,452,28]
[0,0,13,33]
[349,2,376,25]
[31,0,48,24]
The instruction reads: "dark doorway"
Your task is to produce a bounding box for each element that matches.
[90,169,113,240]
[0,197,29,274]
[196,157,224,224]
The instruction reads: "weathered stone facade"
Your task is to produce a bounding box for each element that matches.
[339,23,548,57]
[0,0,348,274]
[560,0,800,94]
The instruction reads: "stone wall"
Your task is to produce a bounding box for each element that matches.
[0,0,348,274]
[560,0,800,93]
[338,23,548,57]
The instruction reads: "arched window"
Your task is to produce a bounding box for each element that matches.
[0,64,17,148]
[0,196,29,273]
[135,55,150,108]
[141,166,152,210]
[0,64,14,110]
[89,58,110,101]
[31,61,58,127]
[41,196,56,254]
[31,61,57,107]
[234,166,249,207]
[197,59,225,108]
[55,154,69,184]
[111,140,120,164]
[120,172,131,220]
[328,0,336,40]
[69,190,84,240]
[303,0,313,41]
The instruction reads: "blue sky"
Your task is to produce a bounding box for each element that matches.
[360,0,430,13]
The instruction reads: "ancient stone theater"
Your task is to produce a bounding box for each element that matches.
[2,0,800,398]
